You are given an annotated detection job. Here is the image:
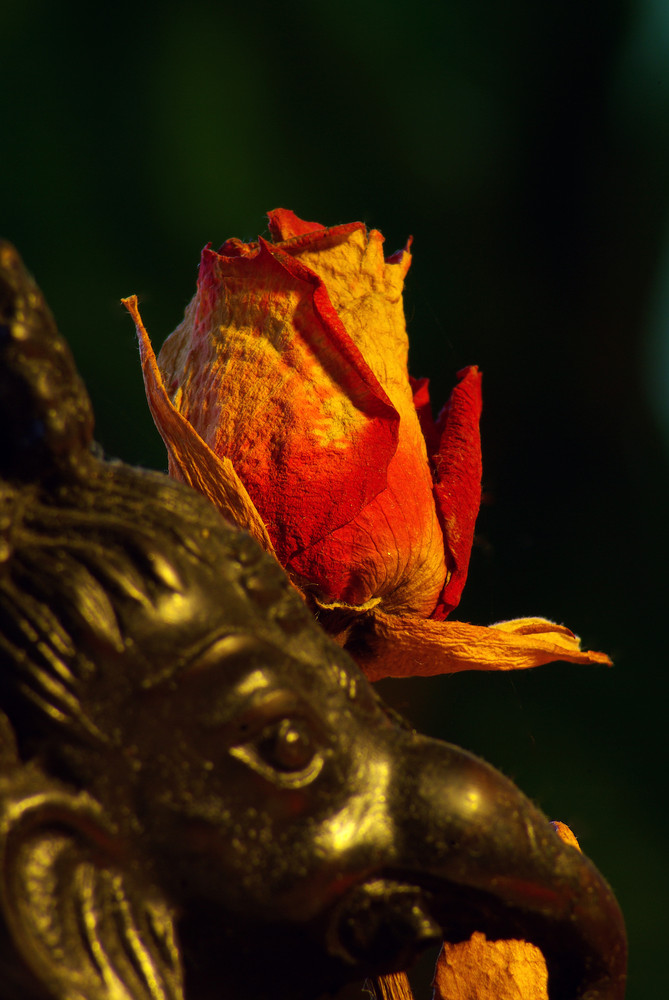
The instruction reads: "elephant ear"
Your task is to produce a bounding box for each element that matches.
[0,241,94,483]
[0,758,183,1000]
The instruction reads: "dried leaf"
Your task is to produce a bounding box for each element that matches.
[433,932,548,1000]
[361,612,611,681]
[122,295,276,556]
[432,823,582,1000]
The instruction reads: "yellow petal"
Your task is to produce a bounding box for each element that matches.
[360,612,611,681]
[283,224,412,389]
[122,296,276,556]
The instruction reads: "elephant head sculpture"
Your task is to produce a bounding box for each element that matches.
[0,242,626,1000]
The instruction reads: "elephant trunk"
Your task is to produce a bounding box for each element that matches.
[387,736,626,1000]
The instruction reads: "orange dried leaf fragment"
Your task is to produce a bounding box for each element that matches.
[433,822,582,1000]
[433,933,549,1000]
[361,613,612,681]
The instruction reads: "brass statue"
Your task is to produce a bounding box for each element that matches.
[0,242,626,1000]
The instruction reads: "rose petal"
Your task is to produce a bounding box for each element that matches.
[359,612,612,681]
[384,235,413,266]
[270,213,368,256]
[409,375,441,457]
[273,223,413,374]
[267,207,326,241]
[122,295,277,556]
[431,366,483,619]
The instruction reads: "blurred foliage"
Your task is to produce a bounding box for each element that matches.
[3,1,668,996]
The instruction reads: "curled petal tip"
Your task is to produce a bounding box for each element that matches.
[267,207,326,242]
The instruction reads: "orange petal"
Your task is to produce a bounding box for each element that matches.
[359,612,612,681]
[122,295,276,556]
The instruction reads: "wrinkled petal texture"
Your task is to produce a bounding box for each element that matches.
[361,613,612,681]
[157,219,449,614]
[129,207,611,681]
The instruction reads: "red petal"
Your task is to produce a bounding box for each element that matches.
[431,365,483,618]
[385,235,413,265]
[409,375,440,457]
[267,208,326,241]
[217,237,255,258]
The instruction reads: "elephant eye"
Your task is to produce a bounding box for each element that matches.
[230,713,324,787]
[257,717,315,772]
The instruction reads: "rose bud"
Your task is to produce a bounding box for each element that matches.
[124,209,610,680]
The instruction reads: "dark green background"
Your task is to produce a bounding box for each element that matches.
[4,1,667,996]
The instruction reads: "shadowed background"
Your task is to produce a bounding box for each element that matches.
[3,1,667,996]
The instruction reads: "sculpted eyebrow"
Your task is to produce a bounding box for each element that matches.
[185,634,264,674]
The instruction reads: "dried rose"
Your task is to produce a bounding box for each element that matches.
[124,209,610,679]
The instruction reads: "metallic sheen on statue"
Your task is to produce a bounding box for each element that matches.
[0,242,626,999]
